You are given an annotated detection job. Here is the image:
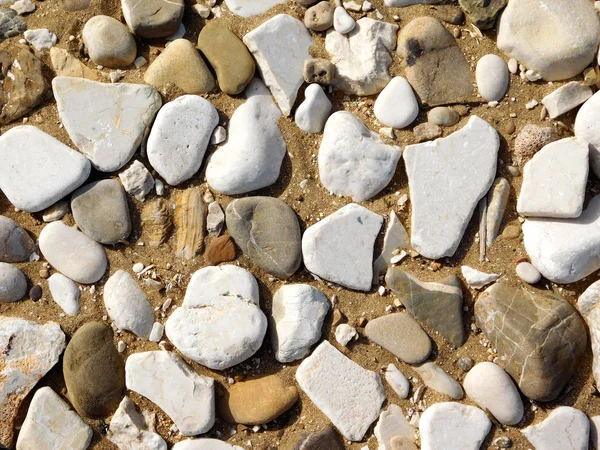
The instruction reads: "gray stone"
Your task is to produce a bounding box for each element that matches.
[122,0,184,38]
[373,211,410,282]
[476,54,509,102]
[0,216,34,262]
[575,91,600,178]
[284,425,343,450]
[0,262,27,303]
[427,107,459,127]
[83,15,137,68]
[486,177,510,247]
[458,0,507,29]
[0,9,26,41]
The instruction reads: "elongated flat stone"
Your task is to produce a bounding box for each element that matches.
[486,177,510,247]
[414,362,464,400]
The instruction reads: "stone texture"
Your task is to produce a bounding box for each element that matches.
[305,2,333,31]
[119,160,154,202]
[24,29,56,51]
[460,266,499,289]
[48,273,80,316]
[0,9,26,42]
[427,107,460,126]
[476,54,509,102]
[385,364,410,399]
[142,199,173,248]
[575,91,600,178]
[373,211,410,282]
[283,425,343,450]
[578,280,600,388]
[414,362,464,399]
[108,396,167,450]
[83,15,136,68]
[542,81,592,120]
[333,6,354,34]
[374,405,416,450]
[0,215,34,262]
[0,262,27,303]
[304,58,335,85]
[50,47,99,80]
[374,76,419,129]
[522,407,589,450]
[205,235,236,265]
[458,0,506,29]
[174,189,204,260]
[122,0,184,38]
[514,124,558,166]
[224,0,286,17]
[486,177,510,246]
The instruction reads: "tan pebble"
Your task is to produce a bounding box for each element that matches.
[332,308,345,326]
[141,198,173,248]
[453,28,461,38]
[500,225,521,240]
[39,268,49,279]
[175,189,205,260]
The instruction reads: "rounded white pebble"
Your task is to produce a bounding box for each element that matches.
[335,323,357,347]
[374,77,419,129]
[132,263,144,273]
[507,58,518,74]
[385,363,410,398]
[117,340,126,353]
[516,262,541,284]
[295,84,332,134]
[476,54,509,102]
[333,6,355,34]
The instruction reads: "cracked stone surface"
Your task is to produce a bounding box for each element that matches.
[522,406,589,450]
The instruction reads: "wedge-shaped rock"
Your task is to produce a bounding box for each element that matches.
[575,91,600,178]
[318,112,402,201]
[475,282,587,402]
[296,341,386,441]
[403,116,499,259]
[108,396,166,450]
[578,280,600,389]
[224,0,286,18]
[522,407,589,450]
[53,76,162,172]
[541,82,592,120]
[125,351,215,436]
[373,211,410,282]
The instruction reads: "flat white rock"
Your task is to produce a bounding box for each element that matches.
[119,160,155,202]
[16,387,92,450]
[148,95,219,186]
[578,280,600,388]
[420,402,491,450]
[385,364,410,399]
[319,112,402,201]
[590,416,600,450]
[575,91,600,178]
[172,440,243,450]
[460,266,499,289]
[125,351,215,436]
[374,77,419,129]
[108,396,167,450]
[542,81,592,120]
[24,28,56,50]
[476,54,509,102]
[302,203,383,291]
[165,265,267,370]
[523,195,600,283]
[0,262,27,303]
[52,76,162,172]
[271,284,330,363]
[296,340,386,441]
[404,116,499,259]
[0,126,90,213]
[224,0,286,18]
[333,6,355,34]
[517,138,588,218]
[48,273,80,316]
[414,362,463,400]
[104,270,154,338]
[326,18,398,96]
[374,404,416,450]
[373,211,410,283]
[243,14,311,116]
[39,221,107,284]
[206,79,286,195]
[522,407,589,450]
[295,84,332,134]
[335,324,357,347]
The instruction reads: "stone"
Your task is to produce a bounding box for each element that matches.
[420,403,491,450]
[205,235,236,265]
[326,18,398,96]
[427,107,459,127]
[384,0,442,4]
[142,199,172,247]
[122,0,184,38]
[48,273,80,316]
[305,2,334,31]
[414,122,442,142]
[50,47,99,80]
[374,405,416,450]
[165,265,267,370]
[514,124,558,167]
[104,270,154,338]
[374,77,419,129]
[390,437,418,450]
[486,177,510,246]
[591,416,600,450]
[578,280,600,388]
[0,263,27,302]
[575,91,600,178]
[284,425,343,450]
[461,266,499,289]
[319,112,402,201]
[197,22,255,95]
[0,318,65,448]
[404,116,499,259]
[464,362,524,425]
[226,197,301,278]
[335,324,356,346]
[16,387,92,450]
[0,216,34,262]
[64,322,125,418]
[119,161,154,201]
[498,0,600,81]
[296,341,385,441]
[207,82,285,194]
[385,364,410,399]
[476,54,509,102]
[397,17,473,105]
[39,221,107,284]
[172,440,243,450]
[174,189,204,260]
[304,58,335,85]
[302,203,383,291]
[24,28,56,51]
[83,16,136,68]
[61,0,90,11]
[148,95,218,186]
[108,396,167,450]
[475,282,587,401]
[386,268,465,347]
[0,9,26,42]
[434,5,464,25]
[144,39,215,94]
[458,0,506,29]
[29,285,41,302]
[53,76,161,172]
[373,211,410,282]
[126,351,215,435]
[542,82,592,119]
[516,261,541,284]
[522,407,589,450]
[458,357,475,372]
[414,362,463,399]
[333,6,354,34]
[207,201,224,236]
[523,195,600,283]
[243,14,311,116]
[43,201,70,222]
[224,0,286,17]
[295,84,332,133]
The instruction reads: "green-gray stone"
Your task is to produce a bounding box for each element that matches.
[458,0,507,30]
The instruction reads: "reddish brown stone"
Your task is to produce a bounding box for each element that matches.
[205,235,236,265]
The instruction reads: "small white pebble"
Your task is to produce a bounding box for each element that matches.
[109,70,123,83]
[378,286,386,296]
[149,322,165,342]
[507,58,518,74]
[390,251,408,265]
[134,56,147,69]
[132,262,144,273]
[117,341,126,353]
[210,125,227,145]
[525,100,538,110]
[155,179,165,196]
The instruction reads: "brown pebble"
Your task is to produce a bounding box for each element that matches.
[205,234,236,265]
[29,285,42,301]
[504,120,516,135]
[435,6,464,25]
[356,316,368,328]
[453,28,461,38]
[234,375,246,383]
[430,262,442,271]
[332,308,345,326]
[414,122,442,143]
[39,268,49,279]
[501,225,521,240]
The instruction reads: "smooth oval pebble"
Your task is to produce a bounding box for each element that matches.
[295,83,332,134]
[82,15,136,68]
[476,54,509,102]
[374,77,419,129]
[333,6,355,34]
[304,1,334,31]
[0,262,27,303]
[29,285,42,301]
[427,107,460,127]
[48,273,81,316]
[414,362,464,400]
[516,261,541,284]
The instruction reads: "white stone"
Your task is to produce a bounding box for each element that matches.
[523,195,600,283]
[374,77,419,129]
[193,4,210,18]
[373,211,410,283]
[385,364,409,399]
[119,161,155,202]
[125,351,215,436]
[271,284,330,363]
[165,265,267,370]
[460,266,499,289]
[590,416,600,450]
[319,112,402,201]
[16,387,92,450]
[414,362,463,400]
[384,0,441,5]
[148,95,219,186]
[172,440,243,450]
[210,126,226,145]
[149,322,164,342]
[52,76,162,172]
[420,402,491,450]
[296,341,386,441]
[522,407,589,450]
[463,362,523,426]
[343,1,362,11]
[516,261,541,284]
[508,58,518,74]
[206,201,224,236]
[10,0,35,14]
[24,29,56,51]
[517,138,588,218]
[326,18,398,96]
[335,324,357,347]
[295,84,332,134]
[43,201,69,222]
[542,82,592,119]
[476,54,509,102]
[133,56,147,69]
[206,79,286,195]
[108,396,166,450]
[302,203,383,291]
[333,6,355,34]
[48,273,80,316]
[39,221,107,284]
[104,270,154,338]
[243,14,312,116]
[578,280,600,388]
[224,0,286,18]
[374,405,416,450]
[575,91,600,178]
[0,126,90,213]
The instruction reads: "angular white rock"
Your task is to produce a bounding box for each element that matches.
[542,82,592,120]
[374,405,416,450]
[319,112,402,201]
[373,211,410,283]
[243,14,312,116]
[149,322,164,342]
[125,351,215,436]
[404,116,499,259]
[206,201,224,236]
[108,396,167,450]
[420,402,491,450]
[0,126,90,213]
[522,407,589,450]
[335,324,357,347]
[476,54,508,102]
[302,203,383,291]
[48,273,81,316]
[575,91,600,178]
[119,161,155,202]
[296,340,386,441]
[385,364,410,399]
[16,387,92,450]
[578,280,600,388]
[104,270,154,338]
[52,76,162,172]
[206,79,286,195]
[333,6,355,34]
[374,77,419,129]
[224,0,286,18]
[414,362,463,400]
[148,95,219,186]
[326,18,398,96]
[24,29,56,51]
[295,84,332,134]
[460,266,499,289]
[172,440,243,450]
[10,0,35,14]
[517,138,588,218]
